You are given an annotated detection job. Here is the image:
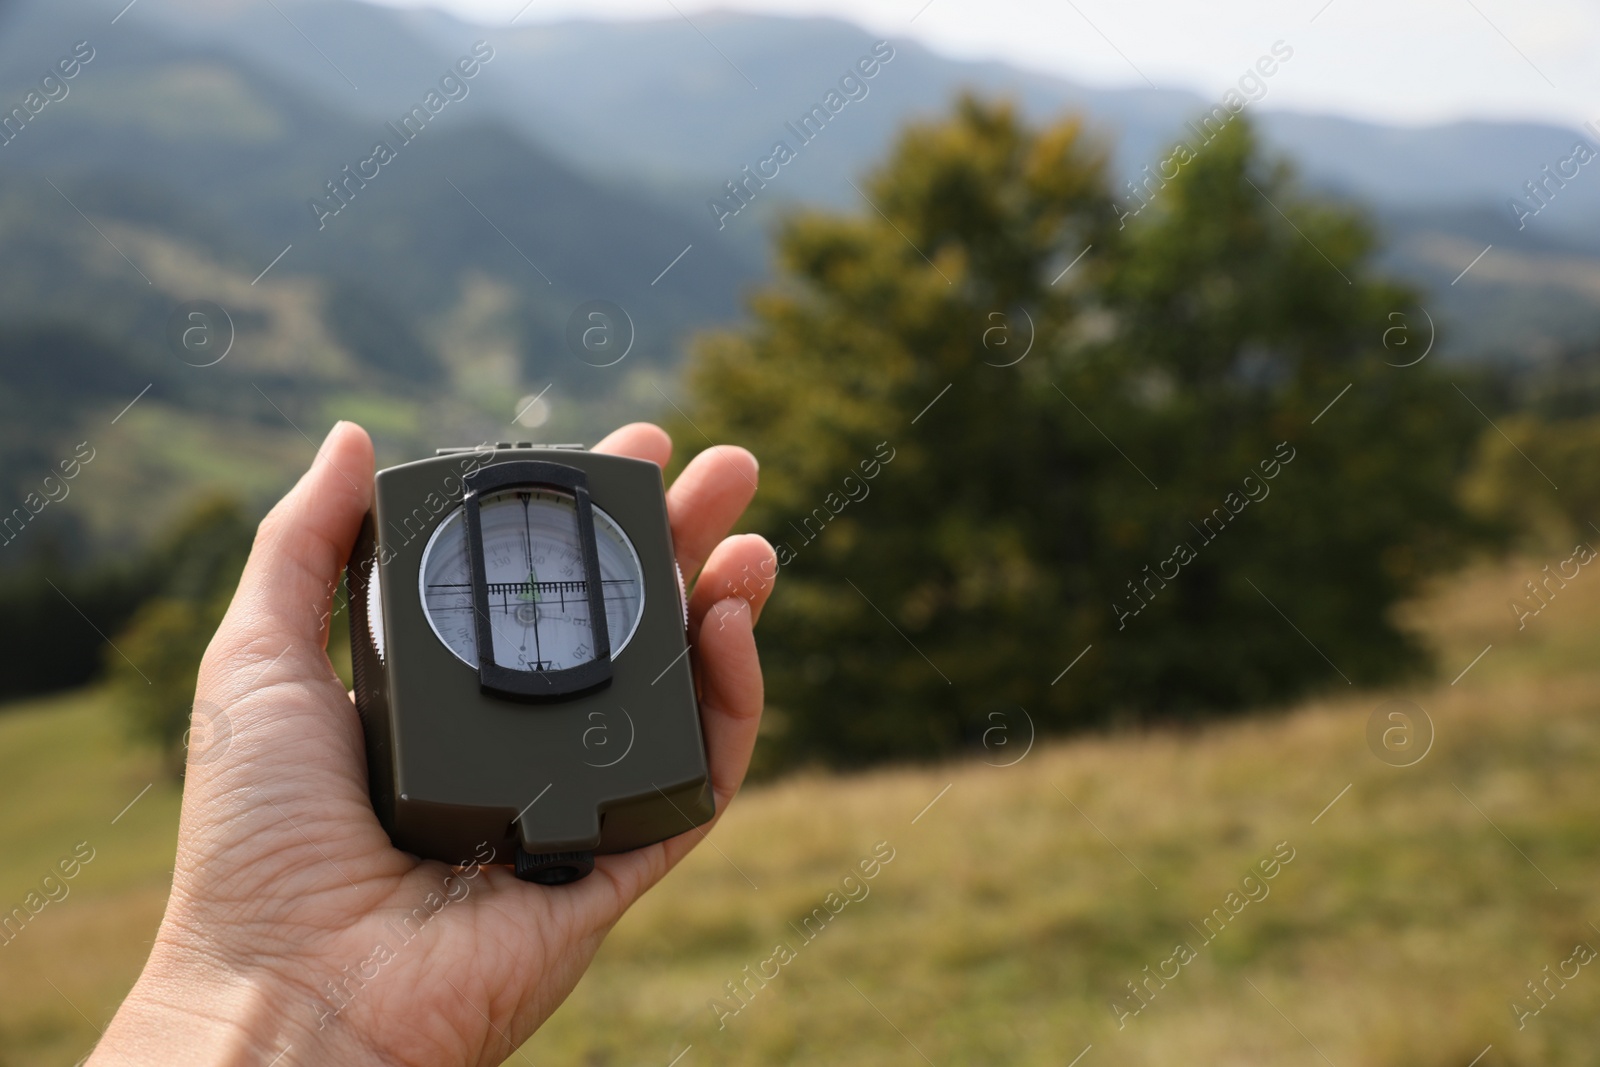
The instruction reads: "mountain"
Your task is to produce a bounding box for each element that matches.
[29,0,1600,361]
[1,0,1598,559]
[0,1,763,556]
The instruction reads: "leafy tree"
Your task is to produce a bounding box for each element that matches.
[108,495,253,775]
[677,95,1483,771]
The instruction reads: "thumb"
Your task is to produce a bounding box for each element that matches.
[210,421,374,682]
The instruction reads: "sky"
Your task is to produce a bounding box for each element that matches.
[363,0,1599,130]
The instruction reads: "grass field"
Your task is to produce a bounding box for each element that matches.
[2,557,1599,1066]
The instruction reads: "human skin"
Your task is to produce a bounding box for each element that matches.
[87,421,776,1066]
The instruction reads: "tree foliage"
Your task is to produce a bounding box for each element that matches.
[107,495,253,775]
[677,95,1484,771]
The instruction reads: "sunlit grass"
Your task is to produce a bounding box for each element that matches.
[2,557,1598,1065]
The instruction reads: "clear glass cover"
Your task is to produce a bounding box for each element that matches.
[418,488,645,672]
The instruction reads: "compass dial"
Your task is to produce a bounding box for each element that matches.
[418,488,645,672]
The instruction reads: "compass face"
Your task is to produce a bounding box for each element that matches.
[418,488,646,672]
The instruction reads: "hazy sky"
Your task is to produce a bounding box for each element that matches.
[365,0,1597,130]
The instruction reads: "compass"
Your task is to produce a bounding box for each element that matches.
[347,443,711,885]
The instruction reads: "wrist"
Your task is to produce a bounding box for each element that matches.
[88,924,376,1067]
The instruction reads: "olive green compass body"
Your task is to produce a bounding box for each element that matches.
[347,443,712,885]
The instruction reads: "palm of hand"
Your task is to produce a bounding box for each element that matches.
[95,423,774,1067]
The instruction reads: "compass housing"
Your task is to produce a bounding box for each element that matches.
[347,445,713,877]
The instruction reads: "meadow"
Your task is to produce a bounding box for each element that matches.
[2,555,1597,1066]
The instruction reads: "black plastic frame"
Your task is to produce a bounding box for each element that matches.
[462,460,613,700]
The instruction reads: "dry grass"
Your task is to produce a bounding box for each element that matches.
[3,557,1599,1065]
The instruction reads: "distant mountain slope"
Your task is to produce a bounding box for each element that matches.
[76,0,1600,228]
[11,0,1594,362]
[0,3,765,558]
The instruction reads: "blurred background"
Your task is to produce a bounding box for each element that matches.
[3,0,1600,1062]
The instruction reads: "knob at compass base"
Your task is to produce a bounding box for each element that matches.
[515,847,595,885]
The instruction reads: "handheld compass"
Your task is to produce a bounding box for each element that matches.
[347,443,711,885]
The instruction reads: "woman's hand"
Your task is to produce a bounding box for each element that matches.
[89,421,776,1067]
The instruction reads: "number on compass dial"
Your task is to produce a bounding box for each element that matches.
[419,488,646,672]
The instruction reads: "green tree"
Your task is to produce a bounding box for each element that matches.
[678,95,1482,771]
[109,495,253,775]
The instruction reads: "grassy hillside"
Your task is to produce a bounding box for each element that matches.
[3,556,1598,1065]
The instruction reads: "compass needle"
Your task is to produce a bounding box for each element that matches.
[421,484,646,677]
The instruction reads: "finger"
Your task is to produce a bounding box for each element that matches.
[667,445,759,581]
[582,538,774,906]
[687,534,779,643]
[592,422,671,469]
[688,535,776,801]
[608,592,762,893]
[694,596,764,811]
[216,422,374,661]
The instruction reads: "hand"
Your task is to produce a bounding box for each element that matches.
[89,422,776,1067]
